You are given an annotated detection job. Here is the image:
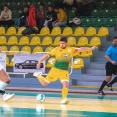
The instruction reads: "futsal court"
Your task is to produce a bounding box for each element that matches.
[0,90,117,117]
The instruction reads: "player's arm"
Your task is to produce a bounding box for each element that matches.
[75,46,97,52]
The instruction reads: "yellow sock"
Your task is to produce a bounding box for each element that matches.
[37,74,45,84]
[62,87,68,99]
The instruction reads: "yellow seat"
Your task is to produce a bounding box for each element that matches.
[67,37,76,46]
[18,36,29,45]
[6,57,10,67]
[41,36,52,46]
[83,27,96,36]
[60,27,73,36]
[45,46,54,52]
[29,36,41,45]
[37,27,50,36]
[76,37,88,46]
[21,46,31,54]
[95,27,109,36]
[48,27,61,36]
[8,58,14,67]
[7,46,19,56]
[73,58,84,69]
[87,37,101,47]
[15,27,26,36]
[32,46,43,54]
[73,51,80,57]
[0,36,6,45]
[51,36,61,46]
[1,46,8,52]
[78,50,92,58]
[6,36,18,45]
[46,57,55,68]
[5,27,16,35]
[72,27,84,36]
[0,27,5,35]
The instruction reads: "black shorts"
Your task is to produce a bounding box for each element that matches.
[105,62,117,76]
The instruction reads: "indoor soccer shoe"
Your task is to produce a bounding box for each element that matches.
[107,84,113,91]
[33,72,42,77]
[61,98,69,104]
[3,93,14,101]
[98,90,105,95]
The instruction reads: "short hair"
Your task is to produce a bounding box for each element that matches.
[40,3,44,7]
[48,5,53,8]
[113,37,117,40]
[4,4,8,8]
[60,36,67,42]
[24,5,29,8]
[53,6,59,9]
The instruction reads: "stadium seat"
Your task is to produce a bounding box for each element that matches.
[32,46,43,54]
[73,58,84,69]
[12,2,22,9]
[95,27,109,36]
[5,27,16,35]
[18,36,29,45]
[45,46,54,52]
[46,57,55,68]
[51,37,61,46]
[15,27,26,36]
[104,18,116,27]
[1,46,8,52]
[12,9,23,18]
[87,37,101,46]
[100,9,111,18]
[72,27,84,36]
[48,27,61,36]
[108,0,117,9]
[90,9,100,18]
[29,36,41,45]
[21,46,31,54]
[73,51,80,57]
[6,57,10,67]
[80,18,93,27]
[60,27,73,36]
[7,46,19,56]
[8,58,14,67]
[0,36,6,45]
[6,36,18,45]
[37,27,50,36]
[92,18,104,27]
[67,9,76,18]
[0,27,5,35]
[76,37,88,46]
[67,37,76,46]
[83,27,96,36]
[41,36,52,46]
[96,1,106,9]
[78,51,91,58]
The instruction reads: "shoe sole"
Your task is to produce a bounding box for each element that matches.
[61,100,69,104]
[4,94,15,102]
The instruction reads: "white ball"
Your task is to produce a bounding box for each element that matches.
[36,94,45,103]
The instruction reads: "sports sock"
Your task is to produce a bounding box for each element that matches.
[99,80,108,91]
[109,77,117,86]
[37,74,45,84]
[62,87,68,99]
[0,80,8,95]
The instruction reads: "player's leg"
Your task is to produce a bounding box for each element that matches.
[98,62,113,95]
[0,64,14,101]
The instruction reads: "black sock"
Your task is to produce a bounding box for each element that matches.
[99,80,108,91]
[0,90,5,95]
[109,77,117,86]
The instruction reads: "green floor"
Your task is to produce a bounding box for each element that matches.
[0,91,117,117]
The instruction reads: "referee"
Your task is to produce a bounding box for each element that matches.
[98,37,117,95]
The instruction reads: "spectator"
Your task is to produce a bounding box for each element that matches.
[17,5,29,28]
[36,3,45,32]
[44,5,57,32]
[53,6,67,27]
[0,5,14,27]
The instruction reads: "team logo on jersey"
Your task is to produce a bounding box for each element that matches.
[64,54,68,58]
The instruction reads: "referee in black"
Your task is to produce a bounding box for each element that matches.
[98,37,117,95]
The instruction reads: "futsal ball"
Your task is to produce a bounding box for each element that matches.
[36,94,45,103]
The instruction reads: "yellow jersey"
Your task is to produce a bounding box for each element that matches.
[49,46,77,70]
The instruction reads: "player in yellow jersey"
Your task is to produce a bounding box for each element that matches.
[33,36,97,104]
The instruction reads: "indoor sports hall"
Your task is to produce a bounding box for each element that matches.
[0,0,117,117]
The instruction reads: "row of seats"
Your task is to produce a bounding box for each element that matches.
[0,26,109,36]
[0,36,101,47]
[6,57,84,69]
